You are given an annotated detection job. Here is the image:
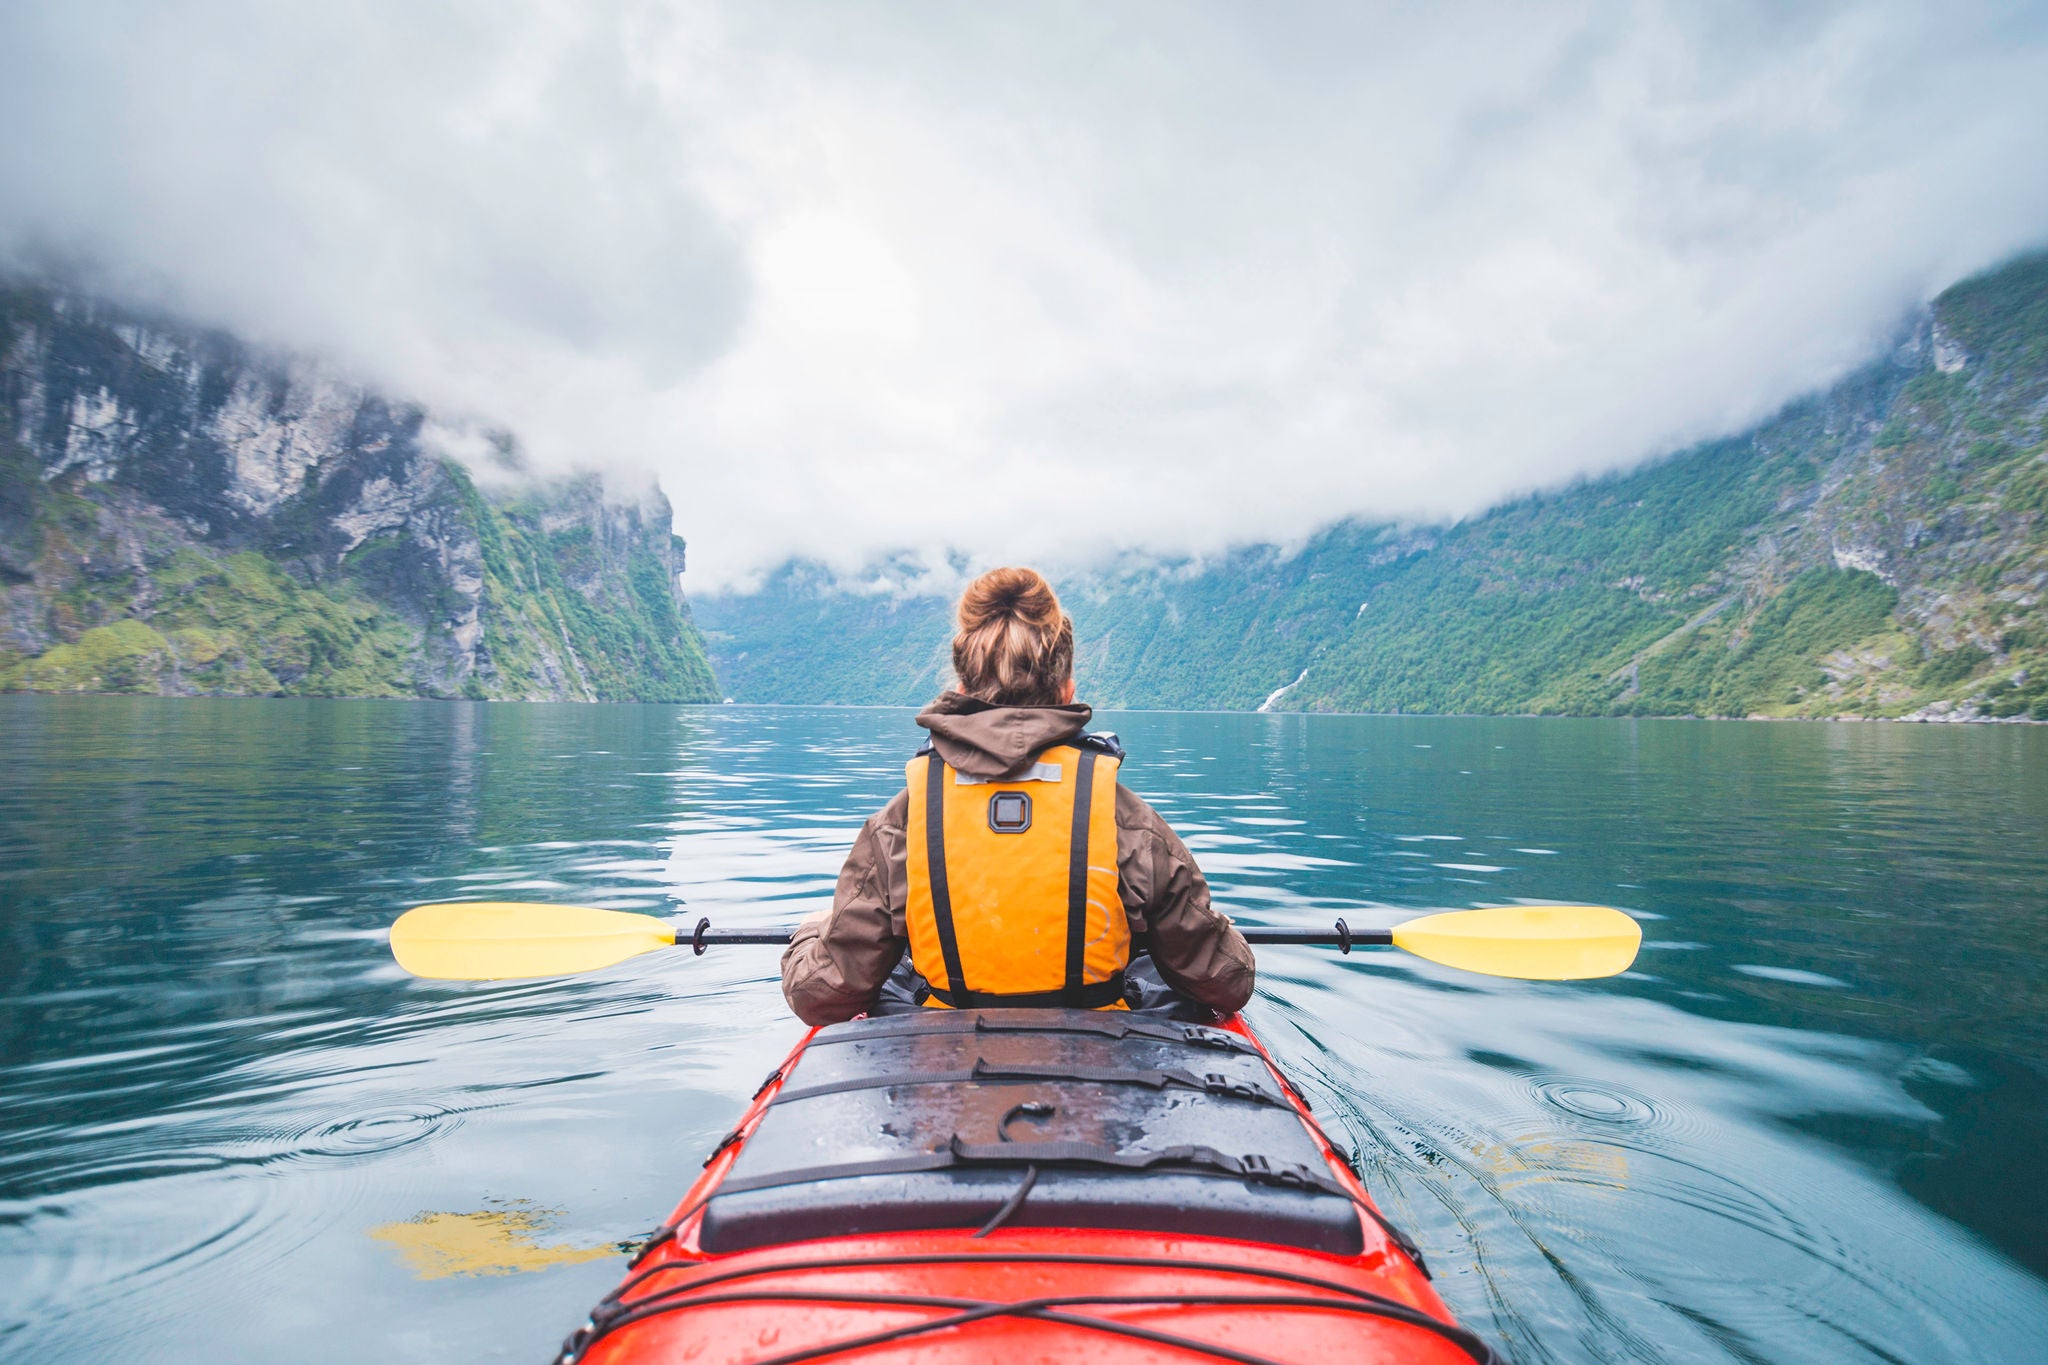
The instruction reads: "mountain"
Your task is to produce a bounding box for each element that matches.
[0,284,718,702]
[696,251,2048,722]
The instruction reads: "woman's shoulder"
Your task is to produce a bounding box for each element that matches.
[1111,780,1177,839]
[866,786,912,835]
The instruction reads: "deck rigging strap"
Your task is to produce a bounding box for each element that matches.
[796,1010,1257,1054]
[977,1057,1281,1105]
[710,1133,1431,1272]
[718,1135,1341,1197]
[769,1057,1287,1108]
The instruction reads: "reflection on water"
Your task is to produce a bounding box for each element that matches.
[1,697,2045,1361]
[368,1203,620,1280]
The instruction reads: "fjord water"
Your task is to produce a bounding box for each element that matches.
[2,699,2045,1363]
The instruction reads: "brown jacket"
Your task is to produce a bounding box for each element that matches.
[781,693,1256,1025]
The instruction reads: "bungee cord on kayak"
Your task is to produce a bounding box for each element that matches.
[559,1247,1507,1365]
[588,1251,1466,1337]
[559,1286,1506,1365]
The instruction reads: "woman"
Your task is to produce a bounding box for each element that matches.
[781,566,1255,1025]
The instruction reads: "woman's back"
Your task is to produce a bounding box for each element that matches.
[779,568,1253,1025]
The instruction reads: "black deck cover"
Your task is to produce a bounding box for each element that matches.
[697,1009,1364,1255]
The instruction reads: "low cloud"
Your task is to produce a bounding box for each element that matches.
[6,2,2048,588]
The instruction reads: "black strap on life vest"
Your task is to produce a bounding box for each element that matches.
[1064,747,1097,992]
[923,751,971,999]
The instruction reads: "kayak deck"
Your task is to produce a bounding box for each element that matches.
[564,1010,1497,1364]
[704,1009,1367,1255]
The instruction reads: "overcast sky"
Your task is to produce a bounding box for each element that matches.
[5,2,2048,589]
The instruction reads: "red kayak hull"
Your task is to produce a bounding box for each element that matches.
[568,1014,1487,1364]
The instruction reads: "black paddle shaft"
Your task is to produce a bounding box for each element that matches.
[687,917,1391,956]
[1241,920,1392,954]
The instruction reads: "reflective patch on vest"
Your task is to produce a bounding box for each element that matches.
[953,761,1063,785]
[987,791,1032,833]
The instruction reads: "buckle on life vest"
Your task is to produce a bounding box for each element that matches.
[987,790,1032,833]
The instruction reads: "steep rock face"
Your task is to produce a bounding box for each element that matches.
[0,285,718,702]
[699,251,2048,720]
[1550,257,2048,721]
[1801,270,2048,682]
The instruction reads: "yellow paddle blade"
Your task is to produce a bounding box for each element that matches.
[389,902,676,981]
[1390,905,1641,980]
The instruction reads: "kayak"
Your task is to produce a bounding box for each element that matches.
[556,1007,1500,1364]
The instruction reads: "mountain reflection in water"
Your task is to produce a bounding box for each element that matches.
[1,697,2044,1362]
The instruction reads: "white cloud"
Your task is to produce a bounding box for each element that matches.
[5,1,2047,588]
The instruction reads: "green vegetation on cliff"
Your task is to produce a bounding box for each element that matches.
[0,434,718,701]
[452,472,718,703]
[0,284,718,702]
[700,251,2048,721]
[9,546,419,696]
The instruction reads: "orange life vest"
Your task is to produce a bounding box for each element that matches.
[904,741,1129,1009]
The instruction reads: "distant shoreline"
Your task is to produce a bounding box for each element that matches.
[3,691,2040,724]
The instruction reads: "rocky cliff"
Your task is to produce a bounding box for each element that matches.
[0,285,718,702]
[697,251,2048,721]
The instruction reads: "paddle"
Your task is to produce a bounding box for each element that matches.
[389,902,1640,983]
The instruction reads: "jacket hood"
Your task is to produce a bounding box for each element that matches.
[915,691,1091,779]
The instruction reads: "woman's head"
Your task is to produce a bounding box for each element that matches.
[952,567,1075,707]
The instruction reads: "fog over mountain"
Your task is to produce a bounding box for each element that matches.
[5,1,2048,587]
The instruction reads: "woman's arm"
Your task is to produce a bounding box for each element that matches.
[780,791,910,1025]
[1114,787,1256,1013]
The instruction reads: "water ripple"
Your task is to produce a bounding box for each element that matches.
[1528,1076,1662,1128]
